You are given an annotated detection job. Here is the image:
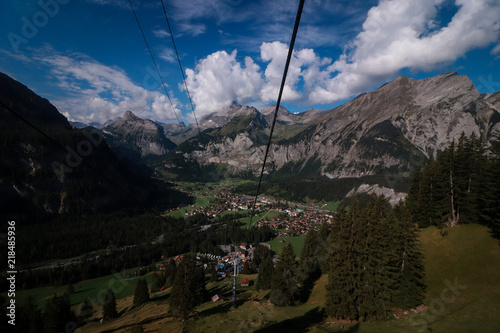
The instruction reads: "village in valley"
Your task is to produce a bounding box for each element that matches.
[166,182,335,236]
[157,182,336,291]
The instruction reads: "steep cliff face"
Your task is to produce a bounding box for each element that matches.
[175,73,500,181]
[0,73,152,215]
[103,111,176,159]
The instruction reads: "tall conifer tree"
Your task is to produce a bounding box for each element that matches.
[270,242,299,306]
[392,202,426,308]
[170,256,205,319]
[256,255,274,290]
[102,289,118,321]
[133,279,150,307]
[326,197,364,320]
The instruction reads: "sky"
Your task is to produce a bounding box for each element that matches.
[1,0,500,124]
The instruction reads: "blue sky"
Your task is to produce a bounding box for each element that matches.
[1,0,500,124]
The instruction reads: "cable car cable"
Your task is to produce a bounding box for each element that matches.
[250,0,306,226]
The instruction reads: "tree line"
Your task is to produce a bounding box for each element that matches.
[256,195,425,321]
[4,211,274,291]
[406,133,500,238]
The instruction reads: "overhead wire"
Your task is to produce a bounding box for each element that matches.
[129,0,206,180]
[1,100,145,211]
[1,0,306,282]
[0,97,201,256]
[128,0,189,147]
[250,0,306,226]
[160,0,206,148]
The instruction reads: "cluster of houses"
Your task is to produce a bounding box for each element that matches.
[169,183,336,238]
[168,184,275,218]
[259,209,333,237]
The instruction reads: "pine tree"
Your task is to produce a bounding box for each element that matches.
[252,244,271,268]
[210,267,219,282]
[241,261,252,275]
[326,197,363,320]
[256,255,273,290]
[300,228,321,274]
[435,142,457,226]
[297,228,322,302]
[170,256,205,319]
[454,134,474,222]
[392,202,426,309]
[358,195,394,319]
[407,135,489,228]
[325,196,425,320]
[479,141,500,239]
[317,219,331,272]
[164,259,177,288]
[133,279,150,307]
[43,293,76,332]
[102,289,118,321]
[420,156,439,226]
[407,166,426,226]
[78,297,94,323]
[150,272,165,292]
[270,242,299,306]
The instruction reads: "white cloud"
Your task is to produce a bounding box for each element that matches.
[177,22,206,37]
[185,0,500,113]
[260,41,325,103]
[30,49,181,124]
[153,29,170,38]
[308,0,500,104]
[184,42,332,114]
[491,43,500,55]
[158,47,176,63]
[184,49,264,116]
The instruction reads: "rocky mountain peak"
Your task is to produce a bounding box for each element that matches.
[123,110,138,121]
[103,110,176,158]
[260,104,290,116]
[260,104,299,125]
[199,102,258,129]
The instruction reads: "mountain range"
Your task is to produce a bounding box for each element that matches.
[1,71,499,211]
[158,73,499,184]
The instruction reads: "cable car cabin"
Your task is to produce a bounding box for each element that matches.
[217,263,226,277]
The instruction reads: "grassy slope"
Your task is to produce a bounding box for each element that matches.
[267,235,306,257]
[16,271,154,310]
[26,224,500,332]
[324,200,341,212]
[317,224,500,333]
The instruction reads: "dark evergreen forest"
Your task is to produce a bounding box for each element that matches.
[406,133,500,238]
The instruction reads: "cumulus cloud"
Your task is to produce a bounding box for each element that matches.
[31,49,181,123]
[184,41,332,114]
[308,0,500,104]
[184,49,264,116]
